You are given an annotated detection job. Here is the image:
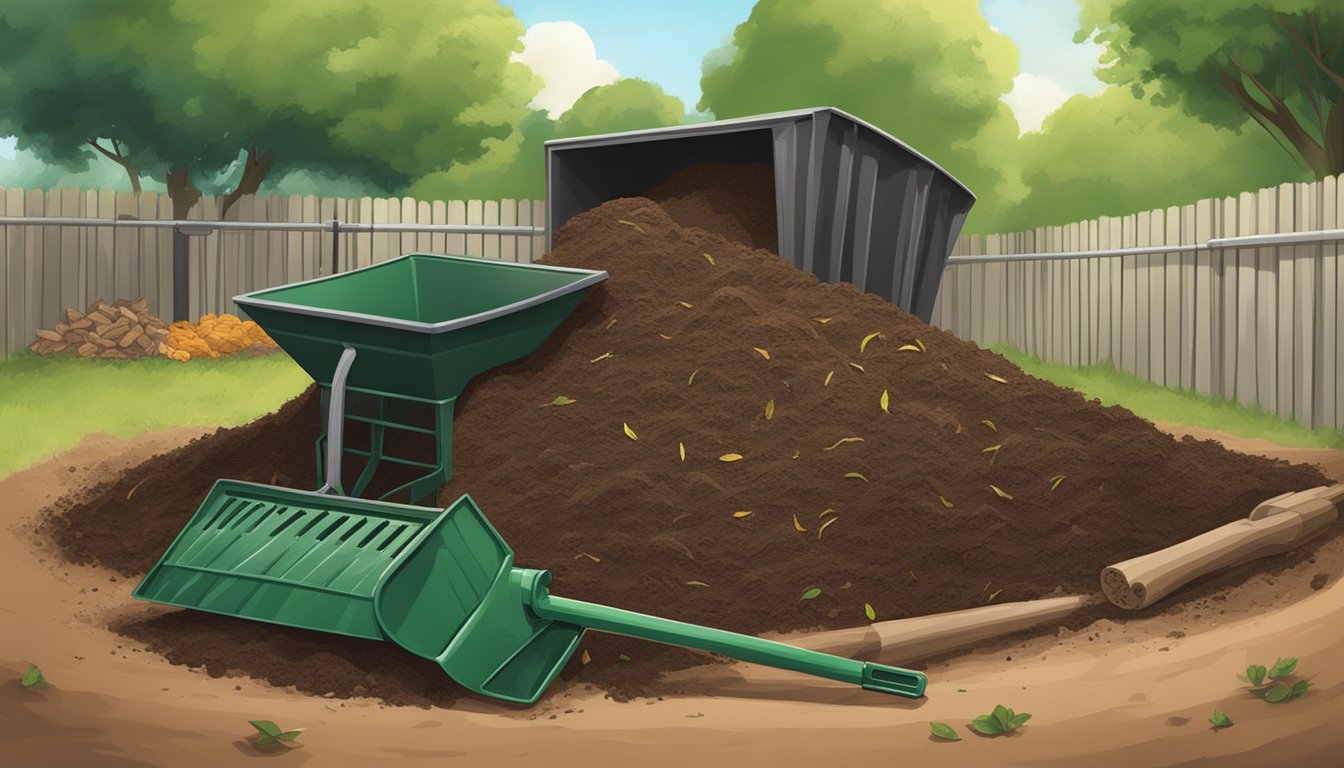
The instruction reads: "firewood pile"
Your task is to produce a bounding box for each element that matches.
[28,300,280,362]
[29,298,169,359]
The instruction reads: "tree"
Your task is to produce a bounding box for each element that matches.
[0,1,538,217]
[1004,86,1309,230]
[406,78,684,201]
[1079,1,1344,178]
[698,0,1026,231]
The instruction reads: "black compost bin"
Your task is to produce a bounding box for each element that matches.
[545,107,975,322]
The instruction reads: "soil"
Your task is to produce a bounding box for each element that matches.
[6,427,1344,767]
[38,162,1334,709]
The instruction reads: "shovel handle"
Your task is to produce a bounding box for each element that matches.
[519,570,925,698]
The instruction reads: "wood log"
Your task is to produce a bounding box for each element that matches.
[1101,485,1343,610]
[789,594,1093,662]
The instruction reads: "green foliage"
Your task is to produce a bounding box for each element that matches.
[929,722,961,741]
[1077,1,1344,177]
[20,665,50,689]
[1238,656,1311,704]
[248,719,304,750]
[698,0,1025,231]
[971,704,1032,736]
[0,1,537,199]
[1209,709,1233,728]
[1003,85,1306,230]
[406,78,684,201]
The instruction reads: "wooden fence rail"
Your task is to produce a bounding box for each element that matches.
[930,176,1343,432]
[0,189,545,358]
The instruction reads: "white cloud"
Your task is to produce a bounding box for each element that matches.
[511,21,620,118]
[1001,72,1073,134]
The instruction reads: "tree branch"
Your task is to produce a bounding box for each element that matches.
[218,144,274,220]
[87,139,141,193]
[1277,12,1344,95]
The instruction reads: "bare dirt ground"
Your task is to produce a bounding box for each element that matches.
[3,423,1344,767]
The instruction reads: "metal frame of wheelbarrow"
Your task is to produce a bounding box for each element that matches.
[133,484,927,704]
[233,253,608,505]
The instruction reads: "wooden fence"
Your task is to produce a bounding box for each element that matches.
[930,176,1344,432]
[0,188,545,358]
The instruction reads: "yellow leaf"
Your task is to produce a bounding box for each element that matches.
[824,437,864,451]
[606,316,618,330]
[985,373,1008,383]
[896,344,921,352]
[792,513,807,532]
[849,362,865,373]
[840,581,853,589]
[1050,474,1067,491]
[880,389,889,413]
[916,338,926,352]
[575,552,601,563]
[719,453,744,462]
[679,442,686,462]
[817,517,838,540]
[659,333,672,340]
[819,508,838,520]
[590,351,612,363]
[982,444,1002,453]
[686,580,710,587]
[981,419,997,431]
[617,219,645,233]
[844,472,869,482]
[824,370,834,387]
[987,589,1002,603]
[623,423,638,441]
[791,449,800,459]
[753,347,770,360]
[732,510,753,518]
[702,252,716,265]
[678,300,694,309]
[860,331,882,353]
[126,478,148,501]
[990,484,1013,500]
[764,399,775,420]
[813,317,832,324]
[687,368,700,385]
[864,603,876,621]
[939,495,954,508]
[581,649,591,665]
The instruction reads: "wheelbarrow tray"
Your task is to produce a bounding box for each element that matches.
[234,253,607,402]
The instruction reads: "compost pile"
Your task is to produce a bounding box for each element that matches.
[47,161,1331,706]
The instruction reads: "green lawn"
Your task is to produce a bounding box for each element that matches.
[995,345,1344,450]
[0,352,311,478]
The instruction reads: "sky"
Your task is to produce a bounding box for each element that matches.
[0,1,1105,165]
[504,0,1106,132]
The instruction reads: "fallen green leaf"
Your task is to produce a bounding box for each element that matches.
[800,587,822,600]
[929,722,961,741]
[550,396,576,406]
[20,665,49,689]
[1209,709,1233,728]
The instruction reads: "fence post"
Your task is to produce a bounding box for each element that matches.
[331,219,340,275]
[172,228,189,322]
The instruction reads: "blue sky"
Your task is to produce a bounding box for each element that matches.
[505,0,1106,129]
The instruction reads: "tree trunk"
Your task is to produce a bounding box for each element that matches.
[218,144,274,220]
[165,166,202,220]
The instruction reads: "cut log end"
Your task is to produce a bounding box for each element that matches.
[1101,567,1147,610]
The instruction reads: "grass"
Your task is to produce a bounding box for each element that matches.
[0,352,310,479]
[995,345,1344,450]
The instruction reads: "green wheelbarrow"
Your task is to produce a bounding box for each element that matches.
[134,483,928,703]
[234,252,608,504]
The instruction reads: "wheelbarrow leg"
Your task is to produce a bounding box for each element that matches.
[316,345,358,496]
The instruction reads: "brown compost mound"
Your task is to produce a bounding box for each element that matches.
[44,163,1332,707]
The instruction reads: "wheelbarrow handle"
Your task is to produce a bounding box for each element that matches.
[520,571,925,698]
